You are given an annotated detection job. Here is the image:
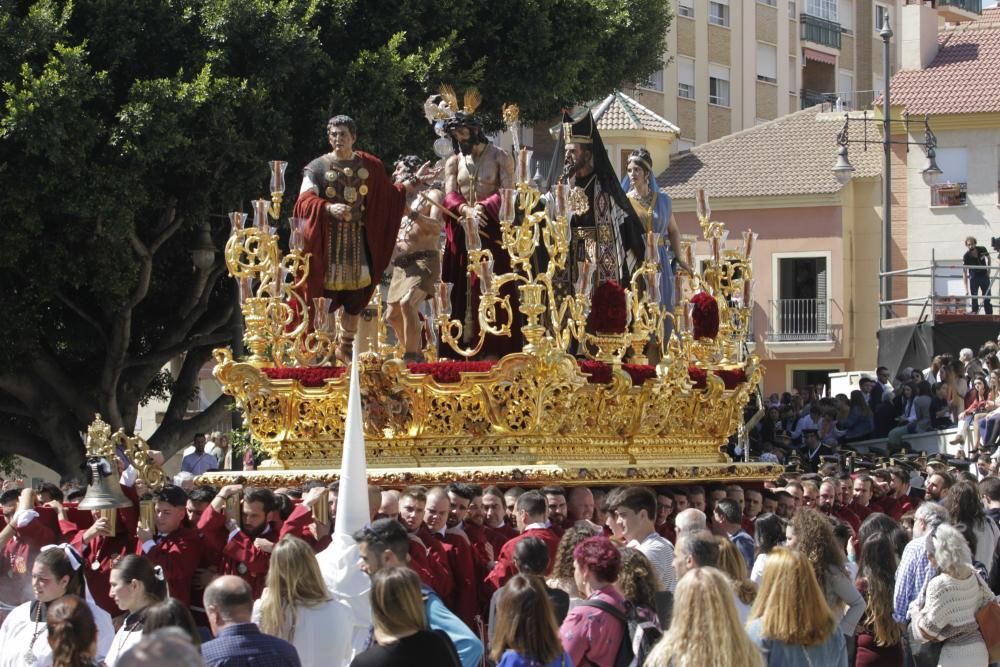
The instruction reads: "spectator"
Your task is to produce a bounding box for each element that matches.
[116,628,205,667]
[747,547,847,666]
[954,376,991,452]
[490,574,570,667]
[674,508,707,538]
[893,502,949,622]
[608,486,676,592]
[566,487,596,526]
[714,536,757,625]
[672,530,720,580]
[180,434,218,477]
[911,524,994,665]
[854,534,903,667]
[105,555,169,666]
[616,548,663,627]
[744,489,764,524]
[712,498,754,572]
[963,236,992,315]
[790,508,867,639]
[839,390,874,443]
[489,537,570,645]
[144,598,203,648]
[46,595,99,667]
[929,382,956,431]
[353,518,482,667]
[350,567,461,667]
[887,381,933,449]
[558,536,626,667]
[944,480,1000,575]
[644,567,762,667]
[0,544,115,666]
[750,513,786,584]
[545,524,601,610]
[201,576,301,667]
[252,535,353,666]
[925,471,953,503]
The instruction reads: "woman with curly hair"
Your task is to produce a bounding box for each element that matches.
[854,534,903,667]
[616,547,662,626]
[715,536,757,624]
[747,548,847,666]
[911,523,993,666]
[545,524,600,608]
[646,567,762,667]
[790,507,867,639]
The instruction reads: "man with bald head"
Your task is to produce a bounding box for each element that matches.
[422,486,477,628]
[567,486,598,527]
[674,508,707,538]
[202,575,301,667]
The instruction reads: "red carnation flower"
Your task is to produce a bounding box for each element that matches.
[586,281,629,334]
[691,291,720,340]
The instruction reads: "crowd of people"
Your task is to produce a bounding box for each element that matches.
[3,449,1000,666]
[750,334,1000,468]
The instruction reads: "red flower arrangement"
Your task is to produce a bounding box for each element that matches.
[691,290,720,339]
[407,361,496,383]
[579,360,745,388]
[263,367,346,386]
[586,281,629,334]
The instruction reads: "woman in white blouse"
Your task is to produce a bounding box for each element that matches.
[252,535,354,666]
[103,555,168,666]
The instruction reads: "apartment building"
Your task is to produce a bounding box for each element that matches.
[631,0,922,150]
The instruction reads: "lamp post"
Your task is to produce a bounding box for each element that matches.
[831,15,941,321]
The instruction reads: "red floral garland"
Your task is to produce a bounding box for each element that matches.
[264,360,745,389]
[586,280,628,334]
[691,291,720,340]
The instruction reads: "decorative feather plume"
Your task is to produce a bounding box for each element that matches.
[463,87,482,114]
[438,84,459,114]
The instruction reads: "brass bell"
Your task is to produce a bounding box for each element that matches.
[78,457,132,511]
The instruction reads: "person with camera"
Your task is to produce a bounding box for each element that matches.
[963,236,993,315]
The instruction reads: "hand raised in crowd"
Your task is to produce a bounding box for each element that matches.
[310,520,330,542]
[302,486,326,509]
[326,203,352,220]
[254,538,275,554]
[136,522,153,543]
[146,449,166,469]
[83,517,113,542]
[43,499,66,521]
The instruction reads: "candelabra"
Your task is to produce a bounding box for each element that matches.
[224,180,338,368]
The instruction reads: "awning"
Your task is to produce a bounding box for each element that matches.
[803,47,836,66]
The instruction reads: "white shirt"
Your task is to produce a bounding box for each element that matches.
[252,592,354,667]
[103,620,144,667]
[750,553,768,584]
[628,531,677,593]
[0,599,115,667]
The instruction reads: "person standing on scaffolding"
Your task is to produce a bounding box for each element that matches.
[963,236,992,315]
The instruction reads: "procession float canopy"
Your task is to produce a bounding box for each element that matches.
[207,107,779,488]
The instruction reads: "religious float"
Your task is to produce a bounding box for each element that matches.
[206,108,780,489]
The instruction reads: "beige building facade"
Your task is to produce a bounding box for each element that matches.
[632,0,923,151]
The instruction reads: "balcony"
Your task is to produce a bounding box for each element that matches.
[801,13,842,49]
[801,88,835,109]
[767,299,832,342]
[935,0,982,23]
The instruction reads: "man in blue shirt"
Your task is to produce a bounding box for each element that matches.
[893,502,949,622]
[354,518,484,667]
[201,575,301,667]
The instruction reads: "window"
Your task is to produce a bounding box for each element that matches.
[838,0,853,32]
[677,0,694,17]
[875,4,890,32]
[873,73,884,101]
[709,1,730,27]
[709,64,731,106]
[678,57,695,99]
[674,138,695,153]
[759,0,777,5]
[837,70,854,108]
[641,69,664,92]
[789,0,797,19]
[757,43,778,83]
[805,0,837,21]
[770,255,830,342]
[931,147,968,207]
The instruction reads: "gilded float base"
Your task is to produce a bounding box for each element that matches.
[200,461,782,489]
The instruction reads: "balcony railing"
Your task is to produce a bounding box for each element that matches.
[801,88,835,109]
[767,299,832,342]
[801,13,842,49]
[938,0,982,14]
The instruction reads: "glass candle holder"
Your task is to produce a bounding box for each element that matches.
[269,160,288,194]
[461,216,481,252]
[229,211,248,236]
[313,297,331,331]
[479,258,495,295]
[252,199,270,229]
[553,183,571,220]
[499,189,517,224]
[289,217,306,252]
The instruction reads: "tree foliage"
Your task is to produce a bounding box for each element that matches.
[0,0,670,478]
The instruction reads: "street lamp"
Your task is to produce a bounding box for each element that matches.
[830,13,939,320]
[192,221,216,271]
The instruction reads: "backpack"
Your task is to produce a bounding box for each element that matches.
[579,599,663,667]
